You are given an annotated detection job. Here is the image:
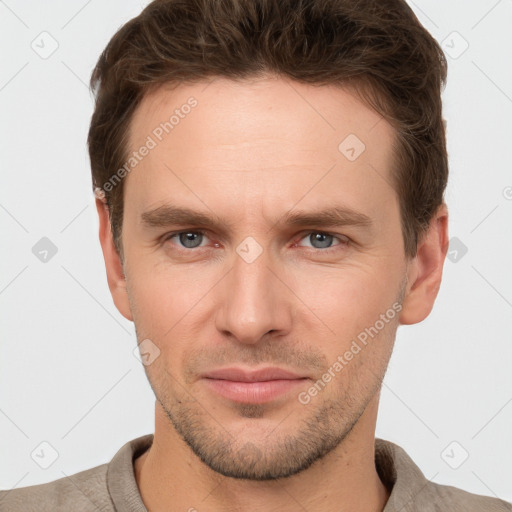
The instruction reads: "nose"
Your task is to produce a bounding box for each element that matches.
[215,246,293,345]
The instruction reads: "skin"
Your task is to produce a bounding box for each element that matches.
[96,75,449,511]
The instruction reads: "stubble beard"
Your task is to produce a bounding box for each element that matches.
[140,279,406,481]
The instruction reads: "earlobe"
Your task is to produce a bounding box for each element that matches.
[95,196,134,322]
[399,204,449,325]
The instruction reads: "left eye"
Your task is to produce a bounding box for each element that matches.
[295,232,348,250]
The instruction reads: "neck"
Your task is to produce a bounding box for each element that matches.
[135,392,390,512]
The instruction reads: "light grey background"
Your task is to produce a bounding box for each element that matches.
[1,0,511,503]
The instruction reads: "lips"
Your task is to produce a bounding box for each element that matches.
[200,367,309,404]
[202,367,305,382]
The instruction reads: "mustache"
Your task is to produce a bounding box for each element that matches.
[183,341,329,380]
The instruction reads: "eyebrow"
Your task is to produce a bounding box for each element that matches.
[280,207,373,229]
[140,204,373,232]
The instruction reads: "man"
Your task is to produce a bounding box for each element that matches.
[1,0,510,510]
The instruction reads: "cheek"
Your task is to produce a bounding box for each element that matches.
[127,259,210,326]
[288,264,402,384]
[292,263,400,328]
[127,272,198,376]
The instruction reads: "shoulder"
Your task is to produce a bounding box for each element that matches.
[375,438,512,511]
[0,462,114,512]
[415,480,512,511]
[0,434,152,512]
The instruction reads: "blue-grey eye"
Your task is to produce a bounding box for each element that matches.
[308,232,335,249]
[179,232,204,248]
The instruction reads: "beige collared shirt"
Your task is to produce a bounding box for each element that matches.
[1,434,510,511]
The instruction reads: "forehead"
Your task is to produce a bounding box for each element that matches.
[125,76,397,226]
[129,75,393,155]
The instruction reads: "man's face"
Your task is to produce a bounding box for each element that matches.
[119,76,409,479]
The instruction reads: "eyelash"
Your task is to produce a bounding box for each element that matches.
[162,229,350,254]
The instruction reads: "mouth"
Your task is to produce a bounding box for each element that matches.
[200,367,310,404]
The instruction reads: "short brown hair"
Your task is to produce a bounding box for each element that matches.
[88,0,448,260]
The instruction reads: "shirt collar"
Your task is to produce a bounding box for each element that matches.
[107,434,428,512]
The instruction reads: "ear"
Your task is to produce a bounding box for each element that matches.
[399,204,449,325]
[95,195,133,322]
